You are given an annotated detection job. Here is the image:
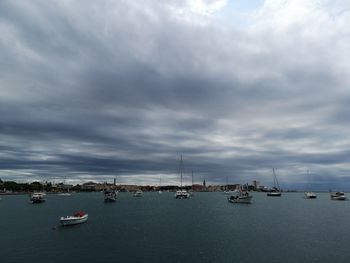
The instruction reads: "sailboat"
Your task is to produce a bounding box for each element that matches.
[267,168,282,197]
[104,178,118,202]
[58,177,71,196]
[174,155,190,199]
[29,181,47,203]
[304,170,317,199]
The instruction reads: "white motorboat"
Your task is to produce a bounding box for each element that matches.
[174,190,190,199]
[304,192,317,199]
[330,191,348,201]
[228,190,252,204]
[104,190,117,202]
[133,190,143,197]
[30,192,46,203]
[60,211,88,226]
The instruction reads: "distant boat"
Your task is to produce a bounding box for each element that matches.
[133,190,143,197]
[304,192,317,199]
[223,176,234,195]
[174,155,190,199]
[175,189,190,199]
[267,168,282,197]
[58,177,72,196]
[104,178,118,202]
[104,190,117,202]
[60,211,88,226]
[30,192,46,204]
[330,191,348,201]
[58,192,71,196]
[304,170,317,199]
[228,186,252,204]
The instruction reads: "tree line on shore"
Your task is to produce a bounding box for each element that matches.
[0,179,81,192]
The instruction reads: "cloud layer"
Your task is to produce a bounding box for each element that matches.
[1,0,350,190]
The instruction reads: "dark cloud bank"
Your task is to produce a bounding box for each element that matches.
[1,0,350,190]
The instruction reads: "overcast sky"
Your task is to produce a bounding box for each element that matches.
[1,0,350,190]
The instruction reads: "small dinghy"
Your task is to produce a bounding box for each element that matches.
[60,211,88,226]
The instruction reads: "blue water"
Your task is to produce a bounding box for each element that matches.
[1,192,350,263]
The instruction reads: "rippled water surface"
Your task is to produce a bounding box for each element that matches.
[1,192,350,263]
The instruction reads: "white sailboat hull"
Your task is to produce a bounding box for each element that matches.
[267,192,281,197]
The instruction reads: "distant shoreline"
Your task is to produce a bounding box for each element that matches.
[0,190,333,195]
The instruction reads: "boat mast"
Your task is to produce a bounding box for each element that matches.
[180,155,183,188]
[191,169,194,190]
[273,168,280,191]
[192,169,194,185]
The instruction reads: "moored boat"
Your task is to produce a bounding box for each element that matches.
[267,168,282,197]
[104,190,117,202]
[58,192,71,196]
[30,192,46,203]
[174,155,190,199]
[174,189,190,199]
[330,191,348,201]
[304,170,317,199]
[60,211,88,226]
[304,192,317,199]
[228,189,252,204]
[133,190,143,197]
[267,190,282,197]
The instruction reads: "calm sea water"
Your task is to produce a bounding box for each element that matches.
[1,192,350,263]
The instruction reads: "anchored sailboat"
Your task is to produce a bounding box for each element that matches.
[304,170,317,199]
[104,178,118,202]
[267,168,282,197]
[174,155,190,199]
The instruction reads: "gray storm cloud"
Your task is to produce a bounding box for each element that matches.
[1,0,350,190]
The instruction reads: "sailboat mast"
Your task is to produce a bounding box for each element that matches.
[180,155,183,188]
[273,168,280,190]
[192,169,194,186]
